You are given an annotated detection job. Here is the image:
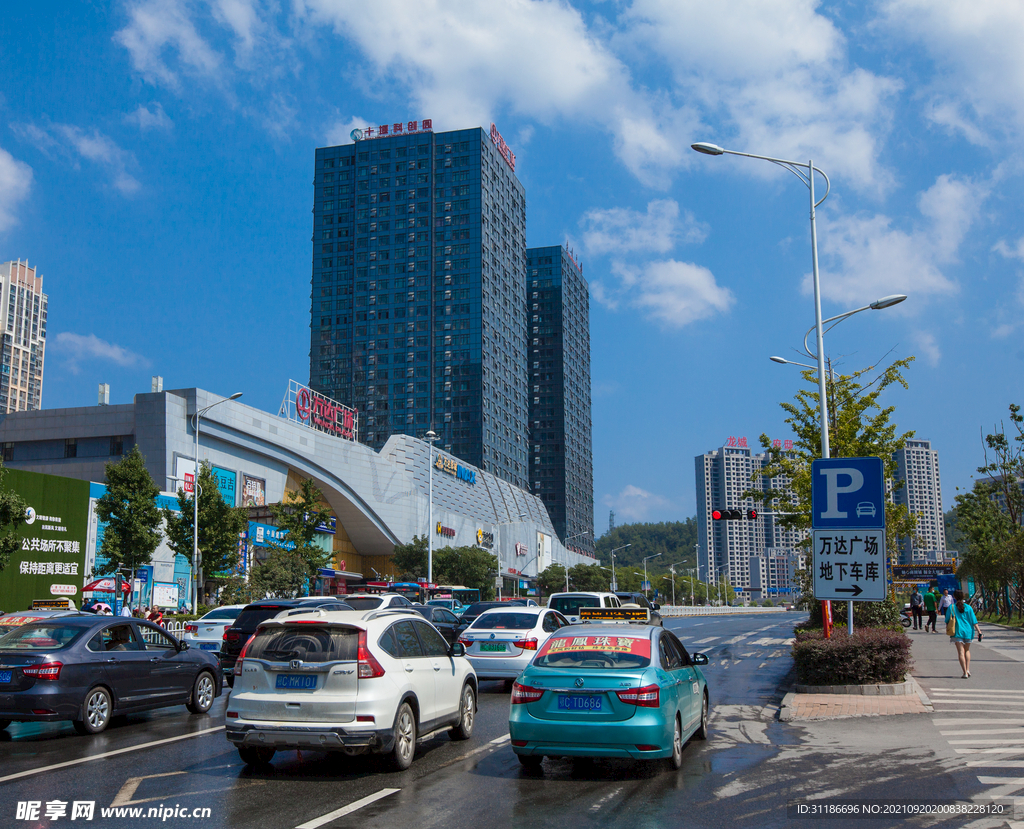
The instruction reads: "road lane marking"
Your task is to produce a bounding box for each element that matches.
[931,700,1024,706]
[934,719,1024,725]
[0,725,226,784]
[111,771,186,806]
[948,739,1024,745]
[931,688,1023,694]
[941,729,1024,736]
[589,786,623,812]
[954,748,1024,754]
[296,788,400,829]
[967,761,1024,768]
[691,637,719,644]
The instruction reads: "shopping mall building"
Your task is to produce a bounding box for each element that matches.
[0,385,592,610]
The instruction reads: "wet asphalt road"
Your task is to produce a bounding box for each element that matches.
[4,612,1012,829]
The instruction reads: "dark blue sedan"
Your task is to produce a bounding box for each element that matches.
[0,615,222,734]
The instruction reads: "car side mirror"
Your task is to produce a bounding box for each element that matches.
[692,652,708,666]
[178,640,189,651]
[652,603,660,611]
[450,641,466,658]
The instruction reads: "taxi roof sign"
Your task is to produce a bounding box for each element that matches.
[31,598,75,610]
[578,606,650,623]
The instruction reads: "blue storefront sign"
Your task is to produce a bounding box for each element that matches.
[211,466,237,506]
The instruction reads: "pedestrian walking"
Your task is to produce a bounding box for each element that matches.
[910,587,925,630]
[938,589,953,616]
[923,587,938,632]
[945,589,981,678]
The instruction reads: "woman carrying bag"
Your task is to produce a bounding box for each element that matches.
[945,589,982,678]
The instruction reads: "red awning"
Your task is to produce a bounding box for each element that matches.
[82,578,131,594]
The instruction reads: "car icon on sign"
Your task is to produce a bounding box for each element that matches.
[856,502,876,518]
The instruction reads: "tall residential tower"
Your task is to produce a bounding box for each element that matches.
[0,261,47,413]
[892,439,947,562]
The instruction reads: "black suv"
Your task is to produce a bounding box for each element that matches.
[219,598,352,685]
[613,592,663,626]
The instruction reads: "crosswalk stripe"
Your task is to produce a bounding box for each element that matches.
[932,700,1024,706]
[948,739,1024,745]
[966,760,1024,768]
[934,719,1024,725]
[931,688,1023,695]
[691,637,719,644]
[941,729,1024,736]
[955,748,1024,754]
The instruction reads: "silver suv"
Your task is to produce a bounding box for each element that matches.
[225,608,477,770]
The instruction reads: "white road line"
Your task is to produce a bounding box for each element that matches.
[934,709,1024,715]
[691,637,719,644]
[931,700,1024,706]
[758,662,768,669]
[967,761,1024,768]
[948,739,1024,745]
[955,748,1024,754]
[941,729,1024,736]
[296,789,401,829]
[933,719,1024,725]
[0,725,226,784]
[931,688,1023,695]
[111,771,186,807]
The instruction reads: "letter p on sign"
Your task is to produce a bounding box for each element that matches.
[818,467,864,519]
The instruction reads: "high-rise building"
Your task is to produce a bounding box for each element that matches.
[0,260,47,413]
[309,123,530,489]
[892,439,946,562]
[695,441,806,598]
[526,245,594,555]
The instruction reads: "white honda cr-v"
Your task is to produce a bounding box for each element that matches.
[225,608,477,770]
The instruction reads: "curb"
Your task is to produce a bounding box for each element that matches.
[778,677,932,722]
[794,677,916,696]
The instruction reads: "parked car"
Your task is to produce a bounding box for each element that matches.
[546,592,622,624]
[426,598,468,616]
[457,599,531,631]
[509,624,709,769]
[460,606,571,685]
[219,598,353,685]
[0,616,222,735]
[339,594,416,611]
[614,592,664,626]
[183,605,247,653]
[226,608,477,770]
[410,605,462,645]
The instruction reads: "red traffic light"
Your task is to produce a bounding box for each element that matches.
[747,509,758,519]
[712,509,743,520]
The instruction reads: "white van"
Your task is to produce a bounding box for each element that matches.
[545,592,621,624]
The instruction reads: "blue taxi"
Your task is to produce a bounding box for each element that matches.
[508,623,709,769]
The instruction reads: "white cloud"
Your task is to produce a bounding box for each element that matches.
[604,259,735,328]
[878,0,1024,142]
[52,333,149,375]
[12,123,140,195]
[602,484,673,523]
[809,174,985,305]
[912,331,941,366]
[993,237,1024,262]
[115,0,223,89]
[124,103,174,131]
[581,199,706,256]
[0,147,33,234]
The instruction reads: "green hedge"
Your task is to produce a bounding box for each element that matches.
[793,628,913,686]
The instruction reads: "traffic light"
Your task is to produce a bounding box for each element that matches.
[747,509,758,520]
[712,509,743,520]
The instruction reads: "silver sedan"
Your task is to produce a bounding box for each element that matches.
[459,606,570,684]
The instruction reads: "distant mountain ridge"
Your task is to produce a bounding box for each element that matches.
[594,519,698,571]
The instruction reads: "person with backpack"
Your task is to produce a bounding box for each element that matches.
[945,589,981,678]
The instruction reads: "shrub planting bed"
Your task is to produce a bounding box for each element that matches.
[792,628,913,686]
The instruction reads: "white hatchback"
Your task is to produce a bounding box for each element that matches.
[226,608,477,770]
[182,605,246,653]
[460,606,571,683]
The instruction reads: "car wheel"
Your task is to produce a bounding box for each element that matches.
[517,753,543,769]
[238,746,276,767]
[391,702,417,770]
[186,671,216,714]
[73,687,112,735]
[667,715,684,770]
[449,683,476,741]
[694,692,709,740]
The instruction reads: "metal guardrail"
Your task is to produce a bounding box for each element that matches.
[659,605,793,617]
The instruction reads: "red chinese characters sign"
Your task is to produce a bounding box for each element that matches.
[726,436,794,451]
[352,119,433,141]
[281,380,358,441]
[537,635,651,659]
[490,123,516,171]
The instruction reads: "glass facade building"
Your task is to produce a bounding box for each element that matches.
[309,126,529,490]
[526,246,594,556]
[0,260,47,413]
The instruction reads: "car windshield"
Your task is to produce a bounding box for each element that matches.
[0,624,85,651]
[200,607,241,621]
[341,597,383,610]
[549,596,601,615]
[246,625,359,663]
[470,612,537,630]
[533,633,651,670]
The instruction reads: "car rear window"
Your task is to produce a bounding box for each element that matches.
[200,607,241,621]
[469,612,537,630]
[533,633,651,670]
[245,625,359,663]
[549,596,601,615]
[341,597,382,610]
[0,624,85,651]
[233,606,293,631]
[462,602,501,618]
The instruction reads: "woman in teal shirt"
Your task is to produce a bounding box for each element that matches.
[945,589,981,678]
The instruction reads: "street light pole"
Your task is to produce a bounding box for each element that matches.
[641,553,662,597]
[425,430,438,586]
[608,544,631,592]
[563,531,590,593]
[191,391,242,613]
[687,568,696,606]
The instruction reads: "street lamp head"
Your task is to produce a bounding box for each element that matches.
[691,142,725,156]
[770,356,789,364]
[227,392,243,401]
[869,294,907,310]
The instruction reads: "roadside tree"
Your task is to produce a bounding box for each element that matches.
[0,464,28,572]
[95,446,163,574]
[264,479,335,591]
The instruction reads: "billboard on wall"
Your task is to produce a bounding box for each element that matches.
[172,458,238,507]
[241,475,266,507]
[0,469,89,613]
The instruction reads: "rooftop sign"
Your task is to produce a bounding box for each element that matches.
[350,119,433,142]
[490,123,516,172]
[279,380,358,441]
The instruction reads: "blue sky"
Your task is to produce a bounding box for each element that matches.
[1,1,1021,535]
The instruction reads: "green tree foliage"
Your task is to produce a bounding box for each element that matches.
[749,358,919,610]
[250,549,311,599]
[163,461,248,581]
[0,465,28,572]
[266,479,334,586]
[95,446,163,573]
[389,536,498,599]
[955,403,1024,616]
[392,535,427,579]
[595,519,698,570]
[566,564,609,592]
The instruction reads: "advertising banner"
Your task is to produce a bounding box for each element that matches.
[0,469,90,613]
[241,475,266,507]
[211,466,237,506]
[152,582,179,608]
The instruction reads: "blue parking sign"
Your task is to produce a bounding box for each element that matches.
[811,457,885,530]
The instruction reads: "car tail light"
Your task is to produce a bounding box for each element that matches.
[233,633,257,677]
[23,662,63,681]
[457,637,471,646]
[226,711,238,718]
[356,715,375,723]
[512,638,538,650]
[185,624,198,635]
[32,709,56,715]
[510,682,543,704]
[357,630,385,679]
[511,739,527,747]
[635,744,659,751]
[616,684,660,708]
[224,629,240,643]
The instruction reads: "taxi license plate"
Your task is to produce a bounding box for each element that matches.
[199,643,218,651]
[480,642,505,652]
[558,694,602,711]
[0,670,11,683]
[276,674,317,690]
